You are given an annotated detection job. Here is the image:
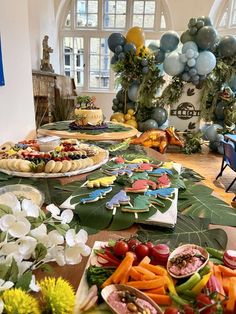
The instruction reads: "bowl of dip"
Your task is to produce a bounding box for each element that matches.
[167,244,209,279]
[101,284,163,314]
[37,136,60,152]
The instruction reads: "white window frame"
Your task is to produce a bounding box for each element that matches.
[214,0,236,29]
[59,0,171,92]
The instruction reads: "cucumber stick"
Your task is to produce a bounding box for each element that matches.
[176,272,201,293]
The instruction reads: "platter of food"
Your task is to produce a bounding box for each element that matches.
[0,139,109,178]
[75,240,235,314]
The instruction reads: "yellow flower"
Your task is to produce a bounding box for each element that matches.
[2,288,40,314]
[39,277,75,314]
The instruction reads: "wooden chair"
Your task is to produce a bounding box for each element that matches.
[216,140,236,192]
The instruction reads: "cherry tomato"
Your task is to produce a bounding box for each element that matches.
[135,243,149,260]
[113,240,129,257]
[127,238,140,252]
[183,305,195,314]
[145,241,154,250]
[196,293,215,314]
[164,307,179,314]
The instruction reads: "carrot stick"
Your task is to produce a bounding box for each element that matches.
[222,276,230,295]
[145,286,166,295]
[145,293,172,305]
[126,277,166,290]
[129,267,142,281]
[132,266,156,279]
[138,256,151,266]
[141,263,168,276]
[101,252,134,288]
[226,277,236,313]
[218,265,236,277]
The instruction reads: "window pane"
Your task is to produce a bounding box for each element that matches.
[133,15,143,27]
[107,1,115,14]
[65,12,71,27]
[88,0,98,13]
[145,1,155,14]
[64,37,73,49]
[144,15,154,28]
[90,55,100,70]
[116,1,126,13]
[232,10,236,25]
[76,70,84,87]
[90,38,100,53]
[88,14,98,26]
[115,15,126,28]
[90,71,100,88]
[105,14,115,27]
[77,14,86,26]
[134,1,144,13]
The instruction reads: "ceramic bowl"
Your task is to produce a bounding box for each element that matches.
[101,284,163,314]
[167,244,209,279]
[0,184,45,207]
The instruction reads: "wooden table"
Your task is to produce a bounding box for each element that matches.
[35,148,236,290]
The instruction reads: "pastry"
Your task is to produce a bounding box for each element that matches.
[106,190,131,210]
[86,175,117,188]
[125,179,157,193]
[80,187,113,204]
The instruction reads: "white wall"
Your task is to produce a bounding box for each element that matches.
[28,0,59,73]
[0,0,36,143]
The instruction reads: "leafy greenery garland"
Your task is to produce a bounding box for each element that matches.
[156,76,184,106]
[112,47,165,116]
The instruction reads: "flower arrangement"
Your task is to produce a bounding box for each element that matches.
[0,193,91,310]
[76,95,97,109]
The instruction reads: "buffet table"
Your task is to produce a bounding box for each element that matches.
[34,147,236,290]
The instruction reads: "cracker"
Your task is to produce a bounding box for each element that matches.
[45,160,56,173]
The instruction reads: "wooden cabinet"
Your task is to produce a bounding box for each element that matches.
[32,71,76,128]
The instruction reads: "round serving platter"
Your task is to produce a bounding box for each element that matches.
[0,151,109,178]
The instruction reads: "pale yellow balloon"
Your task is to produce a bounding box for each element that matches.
[126,27,145,48]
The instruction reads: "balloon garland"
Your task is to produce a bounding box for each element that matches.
[108,17,236,138]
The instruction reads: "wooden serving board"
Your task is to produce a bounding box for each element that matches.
[37,121,138,140]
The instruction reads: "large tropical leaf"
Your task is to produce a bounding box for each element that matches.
[178,184,236,226]
[137,214,228,250]
[180,167,205,182]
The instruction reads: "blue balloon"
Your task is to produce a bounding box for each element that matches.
[142,66,149,74]
[185,49,195,59]
[128,82,139,102]
[195,51,216,75]
[151,107,168,126]
[182,41,198,53]
[108,33,126,53]
[204,124,223,141]
[229,75,236,91]
[163,52,185,76]
[160,31,180,52]
[148,41,160,52]
[215,101,227,120]
[118,52,125,60]
[155,49,165,63]
[123,43,136,55]
[159,119,169,130]
[115,45,123,54]
[111,54,118,64]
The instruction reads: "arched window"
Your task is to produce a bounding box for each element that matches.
[59,0,171,91]
[214,0,236,28]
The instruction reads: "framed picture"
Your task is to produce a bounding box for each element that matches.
[0,36,5,86]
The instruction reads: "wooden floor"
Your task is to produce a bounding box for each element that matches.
[166,145,236,206]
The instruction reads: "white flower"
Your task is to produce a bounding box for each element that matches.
[65,229,88,247]
[30,223,47,242]
[21,199,40,218]
[0,213,30,238]
[46,204,73,224]
[16,236,37,257]
[0,192,21,213]
[17,261,33,277]
[29,275,40,292]
[65,247,83,265]
[1,242,19,256]
[46,204,60,217]
[47,230,64,247]
[45,246,66,266]
[0,278,14,291]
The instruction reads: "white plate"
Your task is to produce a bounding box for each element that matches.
[74,241,105,314]
[0,152,109,178]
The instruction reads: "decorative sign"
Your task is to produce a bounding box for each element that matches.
[169,83,202,131]
[170,102,201,120]
[0,36,5,86]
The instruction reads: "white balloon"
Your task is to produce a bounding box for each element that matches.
[163,52,185,76]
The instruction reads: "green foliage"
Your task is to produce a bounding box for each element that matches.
[182,131,203,154]
[137,214,228,250]
[157,76,184,106]
[178,184,236,226]
[112,47,165,109]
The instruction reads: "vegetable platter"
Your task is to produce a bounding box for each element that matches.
[74,238,236,314]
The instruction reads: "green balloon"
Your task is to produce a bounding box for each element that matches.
[180,30,194,44]
[151,107,168,126]
[195,26,217,50]
[143,119,159,131]
[218,35,236,57]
